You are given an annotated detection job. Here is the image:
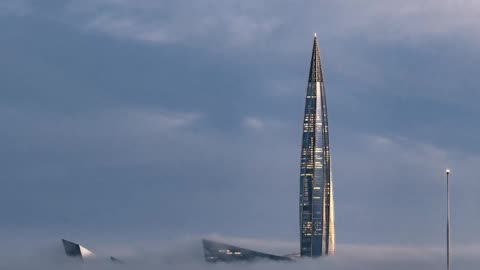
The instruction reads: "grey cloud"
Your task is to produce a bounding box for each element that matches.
[63,0,480,48]
[242,116,286,131]
[0,0,31,16]
[298,0,480,44]
[0,105,297,238]
[331,132,480,245]
[55,0,480,117]
[2,103,479,246]
[242,117,265,130]
[65,0,280,47]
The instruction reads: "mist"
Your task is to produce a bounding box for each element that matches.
[1,236,479,270]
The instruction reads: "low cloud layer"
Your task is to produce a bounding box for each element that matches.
[1,237,480,270]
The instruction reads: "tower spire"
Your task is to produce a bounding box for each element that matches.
[308,35,323,83]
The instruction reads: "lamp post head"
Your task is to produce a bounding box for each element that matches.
[446,169,451,175]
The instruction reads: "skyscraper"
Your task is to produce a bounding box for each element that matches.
[299,34,335,257]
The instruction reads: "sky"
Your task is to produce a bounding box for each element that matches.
[1,0,480,267]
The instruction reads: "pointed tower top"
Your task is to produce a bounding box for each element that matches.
[308,35,323,82]
[314,32,317,38]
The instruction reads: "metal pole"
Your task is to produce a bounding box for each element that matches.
[446,169,451,270]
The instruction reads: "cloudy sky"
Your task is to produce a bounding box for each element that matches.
[1,0,480,265]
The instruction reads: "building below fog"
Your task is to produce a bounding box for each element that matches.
[62,239,122,263]
[202,239,293,263]
[62,239,95,261]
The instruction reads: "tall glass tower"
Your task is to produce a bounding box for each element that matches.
[299,34,335,257]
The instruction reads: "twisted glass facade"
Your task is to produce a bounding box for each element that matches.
[299,35,335,257]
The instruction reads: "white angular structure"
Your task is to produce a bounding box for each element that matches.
[62,239,95,261]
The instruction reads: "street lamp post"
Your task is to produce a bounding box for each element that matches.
[446,169,451,270]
